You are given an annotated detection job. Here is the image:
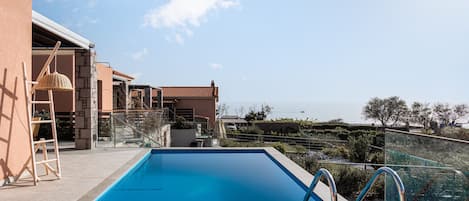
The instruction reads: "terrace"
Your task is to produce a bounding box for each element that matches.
[1,1,468,201]
[0,149,145,201]
[1,148,348,201]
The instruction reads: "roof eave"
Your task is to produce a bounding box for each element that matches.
[32,10,94,49]
[112,74,133,82]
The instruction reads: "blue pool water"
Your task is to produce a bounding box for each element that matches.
[97,150,320,201]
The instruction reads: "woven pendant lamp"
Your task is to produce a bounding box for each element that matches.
[36,53,73,91]
[36,72,73,91]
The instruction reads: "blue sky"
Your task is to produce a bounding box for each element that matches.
[33,0,469,121]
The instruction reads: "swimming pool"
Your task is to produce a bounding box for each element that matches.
[97,149,322,201]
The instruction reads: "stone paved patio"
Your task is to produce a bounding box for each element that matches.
[0,148,145,201]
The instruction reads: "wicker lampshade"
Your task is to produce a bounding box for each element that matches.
[36,72,73,91]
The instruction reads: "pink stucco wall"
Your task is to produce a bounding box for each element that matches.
[96,63,113,112]
[0,0,33,181]
[174,98,217,129]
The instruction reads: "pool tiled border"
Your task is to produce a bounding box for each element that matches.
[82,147,347,201]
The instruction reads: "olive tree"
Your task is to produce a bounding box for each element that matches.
[244,104,274,121]
[409,102,432,130]
[432,103,468,127]
[452,104,469,125]
[363,96,408,127]
[432,103,452,126]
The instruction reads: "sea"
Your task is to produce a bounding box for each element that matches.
[223,101,368,123]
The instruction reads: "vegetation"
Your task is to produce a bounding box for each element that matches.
[362,96,408,127]
[440,127,469,141]
[241,125,264,134]
[363,96,469,140]
[289,154,320,173]
[327,118,345,124]
[219,139,267,148]
[172,116,195,129]
[244,104,273,121]
[348,135,372,163]
[291,156,385,200]
[432,103,468,127]
[328,165,369,198]
[321,146,349,159]
[272,142,287,154]
[409,102,432,130]
[220,139,305,154]
[363,97,469,129]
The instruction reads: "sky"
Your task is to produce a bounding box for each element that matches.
[33,0,469,122]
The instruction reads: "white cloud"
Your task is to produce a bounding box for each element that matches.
[210,63,223,70]
[174,34,184,44]
[131,48,149,61]
[144,0,239,44]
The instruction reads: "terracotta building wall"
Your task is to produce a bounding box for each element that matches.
[174,98,217,128]
[96,64,113,112]
[32,53,75,113]
[0,0,32,182]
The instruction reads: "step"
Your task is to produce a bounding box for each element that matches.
[32,120,53,124]
[36,158,57,165]
[34,139,56,144]
[31,101,52,104]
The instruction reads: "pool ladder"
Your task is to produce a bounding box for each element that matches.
[303,168,338,201]
[303,167,405,201]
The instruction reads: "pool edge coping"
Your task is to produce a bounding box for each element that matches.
[77,149,150,201]
[82,147,348,201]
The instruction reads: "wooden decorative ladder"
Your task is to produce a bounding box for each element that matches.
[22,42,62,185]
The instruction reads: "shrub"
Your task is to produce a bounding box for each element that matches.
[440,127,469,141]
[369,151,384,164]
[241,126,264,134]
[288,153,320,173]
[293,145,308,153]
[219,139,291,153]
[322,165,385,200]
[173,116,194,129]
[220,139,265,147]
[321,146,350,159]
[348,135,371,163]
[303,155,319,173]
[272,142,287,154]
[328,165,369,198]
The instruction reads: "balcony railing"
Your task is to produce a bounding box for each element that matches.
[384,129,469,201]
[97,109,169,148]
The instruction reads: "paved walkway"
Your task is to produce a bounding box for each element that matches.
[0,148,145,201]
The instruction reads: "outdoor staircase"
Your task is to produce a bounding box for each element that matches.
[109,110,165,147]
[175,108,194,121]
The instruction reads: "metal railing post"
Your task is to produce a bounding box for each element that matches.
[304,168,337,201]
[111,113,116,148]
[356,167,405,201]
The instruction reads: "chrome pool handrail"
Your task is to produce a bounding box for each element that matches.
[303,168,337,201]
[356,167,405,201]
